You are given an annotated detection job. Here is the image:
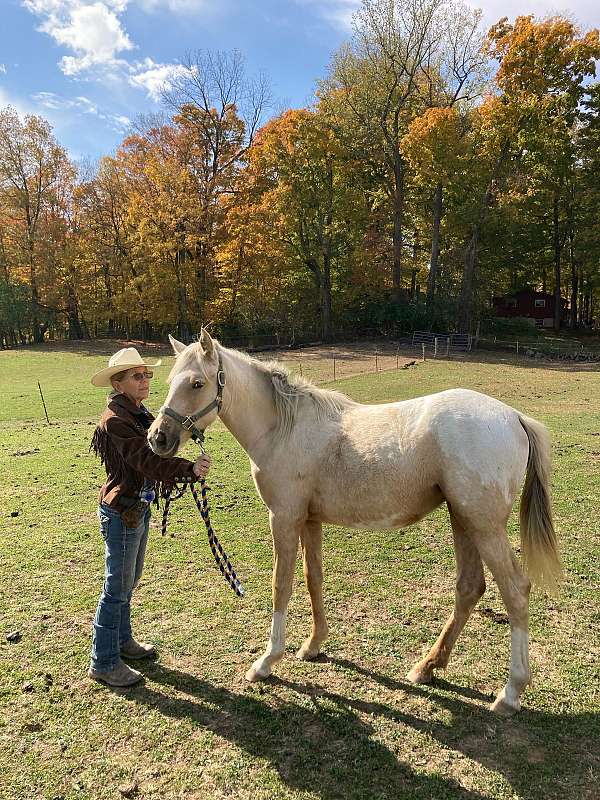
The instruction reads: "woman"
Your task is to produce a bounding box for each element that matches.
[89,347,210,687]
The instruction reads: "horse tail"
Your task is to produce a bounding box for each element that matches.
[517,413,563,594]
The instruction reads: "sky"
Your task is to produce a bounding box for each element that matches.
[1,0,598,162]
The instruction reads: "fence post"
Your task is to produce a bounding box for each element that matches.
[516,340,519,355]
[422,343,426,361]
[38,381,50,424]
[299,363,303,377]
[375,351,378,373]
[446,338,450,356]
[333,356,336,381]
[434,337,438,358]
[396,347,399,369]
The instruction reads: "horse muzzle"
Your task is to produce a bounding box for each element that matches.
[147,419,180,457]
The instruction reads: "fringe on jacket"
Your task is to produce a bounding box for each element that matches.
[90,425,174,504]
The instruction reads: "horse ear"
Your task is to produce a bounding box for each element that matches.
[168,334,187,355]
[199,328,215,357]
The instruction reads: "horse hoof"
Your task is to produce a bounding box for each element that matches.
[296,644,320,661]
[490,695,520,717]
[405,665,433,685]
[245,661,271,682]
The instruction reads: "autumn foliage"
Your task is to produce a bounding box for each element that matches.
[1,11,599,346]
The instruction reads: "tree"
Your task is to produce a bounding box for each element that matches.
[323,0,485,302]
[0,108,74,341]
[456,16,600,332]
[229,107,362,340]
[162,50,270,321]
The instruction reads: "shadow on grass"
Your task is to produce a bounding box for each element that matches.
[128,661,484,800]
[125,658,599,800]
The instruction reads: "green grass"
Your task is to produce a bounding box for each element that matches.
[1,343,599,800]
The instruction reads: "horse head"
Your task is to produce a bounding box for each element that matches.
[148,328,224,457]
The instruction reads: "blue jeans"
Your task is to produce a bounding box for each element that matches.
[91,503,150,671]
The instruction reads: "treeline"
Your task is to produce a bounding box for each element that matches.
[1,2,599,347]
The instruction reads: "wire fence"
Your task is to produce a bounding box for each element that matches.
[4,332,599,425]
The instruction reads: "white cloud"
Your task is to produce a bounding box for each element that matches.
[298,0,598,34]
[465,0,599,31]
[135,0,206,13]
[128,58,190,101]
[22,1,134,76]
[295,0,359,31]
[33,90,131,131]
[0,65,7,75]
[0,86,36,118]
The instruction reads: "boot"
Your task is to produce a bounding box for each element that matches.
[88,659,142,687]
[120,637,157,660]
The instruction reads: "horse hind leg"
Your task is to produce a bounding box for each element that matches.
[471,527,531,716]
[406,513,486,685]
[297,520,328,661]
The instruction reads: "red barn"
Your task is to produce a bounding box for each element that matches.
[492,290,567,328]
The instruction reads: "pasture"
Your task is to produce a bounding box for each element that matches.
[1,341,599,800]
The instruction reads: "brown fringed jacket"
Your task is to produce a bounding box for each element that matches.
[91,393,196,512]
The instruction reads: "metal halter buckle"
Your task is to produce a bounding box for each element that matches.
[181,416,196,431]
[217,370,226,388]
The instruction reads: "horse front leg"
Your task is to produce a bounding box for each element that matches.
[245,512,301,682]
[297,520,328,661]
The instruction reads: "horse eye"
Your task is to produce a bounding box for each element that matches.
[192,380,203,390]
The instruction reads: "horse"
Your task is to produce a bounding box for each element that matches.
[148,329,563,716]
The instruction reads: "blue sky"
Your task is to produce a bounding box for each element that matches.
[1,0,597,162]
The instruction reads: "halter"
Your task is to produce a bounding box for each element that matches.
[159,353,226,446]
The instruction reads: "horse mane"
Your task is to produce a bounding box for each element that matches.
[221,344,356,439]
[168,340,356,438]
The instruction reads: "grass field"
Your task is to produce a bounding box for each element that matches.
[1,341,599,800]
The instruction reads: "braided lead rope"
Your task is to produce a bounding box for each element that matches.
[160,484,187,538]
[160,480,244,598]
[160,491,172,537]
[190,481,245,598]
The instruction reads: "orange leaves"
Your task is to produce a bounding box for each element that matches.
[487,16,600,98]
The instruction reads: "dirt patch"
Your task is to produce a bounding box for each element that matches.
[259,341,418,383]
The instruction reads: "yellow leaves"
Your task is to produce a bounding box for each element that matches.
[402,107,464,183]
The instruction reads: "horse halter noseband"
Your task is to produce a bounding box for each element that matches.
[159,353,226,446]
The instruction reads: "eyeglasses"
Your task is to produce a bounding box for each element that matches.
[130,371,153,381]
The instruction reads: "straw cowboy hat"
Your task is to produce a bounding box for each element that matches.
[91,347,162,387]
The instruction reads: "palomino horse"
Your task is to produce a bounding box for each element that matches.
[148,330,562,715]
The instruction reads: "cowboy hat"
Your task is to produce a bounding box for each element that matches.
[91,347,162,387]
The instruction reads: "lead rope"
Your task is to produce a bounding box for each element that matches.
[160,479,245,598]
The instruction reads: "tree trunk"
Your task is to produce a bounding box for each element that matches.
[392,152,404,295]
[320,265,333,341]
[566,181,577,329]
[321,158,334,341]
[458,225,479,333]
[29,246,44,343]
[569,232,577,328]
[427,182,443,306]
[553,192,562,331]
[577,267,584,326]
[102,263,115,336]
[458,138,513,335]
[174,252,191,341]
[67,285,84,339]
